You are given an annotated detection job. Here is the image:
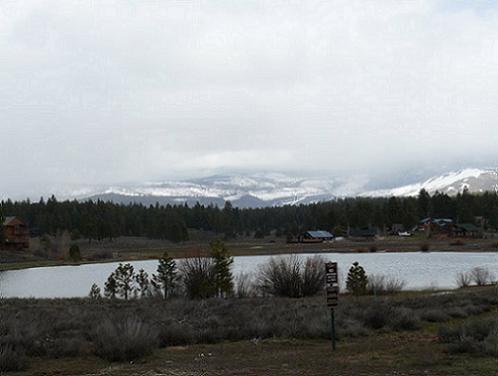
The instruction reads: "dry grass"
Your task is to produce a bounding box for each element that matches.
[0,286,497,372]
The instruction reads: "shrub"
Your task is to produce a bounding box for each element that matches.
[389,308,421,331]
[420,309,450,322]
[0,344,26,372]
[157,321,194,347]
[455,271,472,288]
[257,255,325,298]
[179,255,216,299]
[439,317,498,356]
[234,272,256,298]
[257,255,302,297]
[91,317,158,361]
[470,267,493,286]
[367,274,406,295]
[420,243,430,252]
[363,305,390,329]
[438,324,461,343]
[301,256,326,297]
[362,304,420,331]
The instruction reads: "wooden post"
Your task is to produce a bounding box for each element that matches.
[330,308,336,350]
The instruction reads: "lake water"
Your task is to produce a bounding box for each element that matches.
[1,252,497,298]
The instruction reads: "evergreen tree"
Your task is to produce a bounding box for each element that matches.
[88,283,102,300]
[346,262,368,296]
[151,252,178,299]
[104,272,117,299]
[135,268,150,298]
[418,189,432,218]
[114,263,135,300]
[210,240,234,297]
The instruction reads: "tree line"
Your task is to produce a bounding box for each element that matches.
[1,188,498,242]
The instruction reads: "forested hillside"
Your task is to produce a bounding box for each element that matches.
[1,189,497,243]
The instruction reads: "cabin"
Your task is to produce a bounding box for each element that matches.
[298,230,334,243]
[2,216,30,249]
[454,223,482,238]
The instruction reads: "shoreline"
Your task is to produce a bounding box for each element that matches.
[1,245,497,272]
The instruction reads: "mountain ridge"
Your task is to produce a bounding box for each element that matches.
[74,168,498,208]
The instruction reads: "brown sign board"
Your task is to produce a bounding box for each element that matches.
[325,262,339,308]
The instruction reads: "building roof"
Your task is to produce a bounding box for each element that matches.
[455,223,481,232]
[2,216,17,226]
[306,230,334,238]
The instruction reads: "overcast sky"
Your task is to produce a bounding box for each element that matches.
[2,0,498,196]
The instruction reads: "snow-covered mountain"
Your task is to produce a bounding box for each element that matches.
[79,173,370,208]
[74,168,498,207]
[362,168,498,197]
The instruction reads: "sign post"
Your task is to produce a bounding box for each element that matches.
[325,262,339,350]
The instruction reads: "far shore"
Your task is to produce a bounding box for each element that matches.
[1,235,497,272]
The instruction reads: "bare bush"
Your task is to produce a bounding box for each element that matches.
[367,274,406,295]
[234,272,256,298]
[470,267,493,286]
[91,317,158,361]
[257,255,325,298]
[178,255,216,299]
[455,271,472,288]
[257,255,303,297]
[302,256,327,297]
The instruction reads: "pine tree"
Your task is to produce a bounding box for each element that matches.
[114,263,135,300]
[210,240,234,297]
[151,252,177,299]
[346,262,368,296]
[135,268,150,298]
[104,272,117,299]
[89,283,102,300]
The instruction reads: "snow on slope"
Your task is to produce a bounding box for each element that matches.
[363,168,498,197]
[71,168,498,207]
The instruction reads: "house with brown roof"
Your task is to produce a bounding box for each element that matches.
[2,216,30,249]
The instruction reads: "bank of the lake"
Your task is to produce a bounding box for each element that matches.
[2,235,498,272]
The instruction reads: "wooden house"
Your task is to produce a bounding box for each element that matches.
[298,230,334,243]
[454,223,482,238]
[2,216,30,249]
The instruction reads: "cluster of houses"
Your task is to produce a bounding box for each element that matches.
[1,216,30,249]
[0,215,490,248]
[291,217,487,244]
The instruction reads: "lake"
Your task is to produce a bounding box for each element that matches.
[1,252,497,298]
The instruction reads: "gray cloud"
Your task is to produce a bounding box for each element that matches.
[1,0,498,196]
